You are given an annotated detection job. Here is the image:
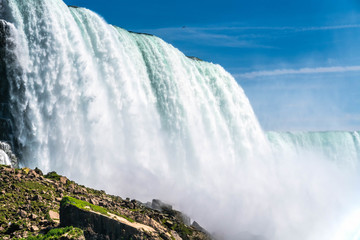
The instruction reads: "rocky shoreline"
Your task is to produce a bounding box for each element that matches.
[0,164,212,239]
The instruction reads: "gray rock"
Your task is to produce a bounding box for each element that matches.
[151,199,173,212]
[60,202,146,239]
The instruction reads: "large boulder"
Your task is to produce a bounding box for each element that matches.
[60,197,158,240]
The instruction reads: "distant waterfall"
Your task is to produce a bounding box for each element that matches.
[267,131,360,168]
[2,1,360,239]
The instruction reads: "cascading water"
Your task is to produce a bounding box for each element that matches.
[1,0,360,239]
[267,131,360,168]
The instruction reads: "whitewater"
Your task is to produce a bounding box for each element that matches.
[1,0,360,239]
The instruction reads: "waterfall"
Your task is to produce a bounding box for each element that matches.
[1,0,360,239]
[267,131,360,168]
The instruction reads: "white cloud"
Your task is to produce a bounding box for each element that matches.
[236,65,360,78]
[192,24,360,32]
[139,24,360,35]
[137,27,271,48]
[136,23,360,49]
[298,24,360,31]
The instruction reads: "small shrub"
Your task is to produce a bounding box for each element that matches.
[26,226,84,239]
[44,171,61,181]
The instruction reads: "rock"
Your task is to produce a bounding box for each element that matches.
[164,220,174,228]
[67,184,75,192]
[49,210,60,223]
[30,225,39,232]
[151,199,173,212]
[34,167,43,175]
[17,209,27,218]
[28,170,39,178]
[73,188,83,194]
[60,198,151,240]
[59,176,68,185]
[90,198,99,205]
[192,221,206,232]
[32,195,42,201]
[30,213,38,220]
[14,173,22,180]
[2,166,13,173]
[187,56,203,61]
[5,222,21,234]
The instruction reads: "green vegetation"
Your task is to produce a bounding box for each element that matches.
[25,226,84,240]
[0,165,208,239]
[172,223,194,238]
[117,212,135,223]
[44,171,62,181]
[61,196,109,215]
[61,196,135,223]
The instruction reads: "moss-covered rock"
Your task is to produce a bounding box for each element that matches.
[0,165,212,240]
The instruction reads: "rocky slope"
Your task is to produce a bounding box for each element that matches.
[0,164,212,239]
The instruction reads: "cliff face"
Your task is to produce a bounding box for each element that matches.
[61,199,157,240]
[0,165,212,240]
[0,20,17,154]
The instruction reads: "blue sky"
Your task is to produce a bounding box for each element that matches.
[64,0,360,130]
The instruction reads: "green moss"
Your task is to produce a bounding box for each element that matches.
[61,197,135,223]
[18,181,46,190]
[129,208,141,212]
[171,223,193,237]
[118,213,135,223]
[61,196,109,216]
[22,167,30,174]
[26,226,84,240]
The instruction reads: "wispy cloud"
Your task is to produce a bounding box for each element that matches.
[136,23,360,49]
[181,24,360,32]
[298,24,360,31]
[236,65,360,78]
[140,24,360,33]
[137,26,272,48]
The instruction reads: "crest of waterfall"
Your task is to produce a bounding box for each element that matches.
[1,0,360,239]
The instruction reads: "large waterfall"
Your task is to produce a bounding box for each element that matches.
[1,0,360,239]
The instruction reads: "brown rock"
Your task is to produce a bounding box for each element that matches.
[49,210,60,223]
[32,195,42,201]
[59,176,68,185]
[3,167,14,173]
[90,198,99,205]
[67,184,75,192]
[30,213,38,220]
[30,225,39,232]
[18,209,27,218]
[28,170,39,178]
